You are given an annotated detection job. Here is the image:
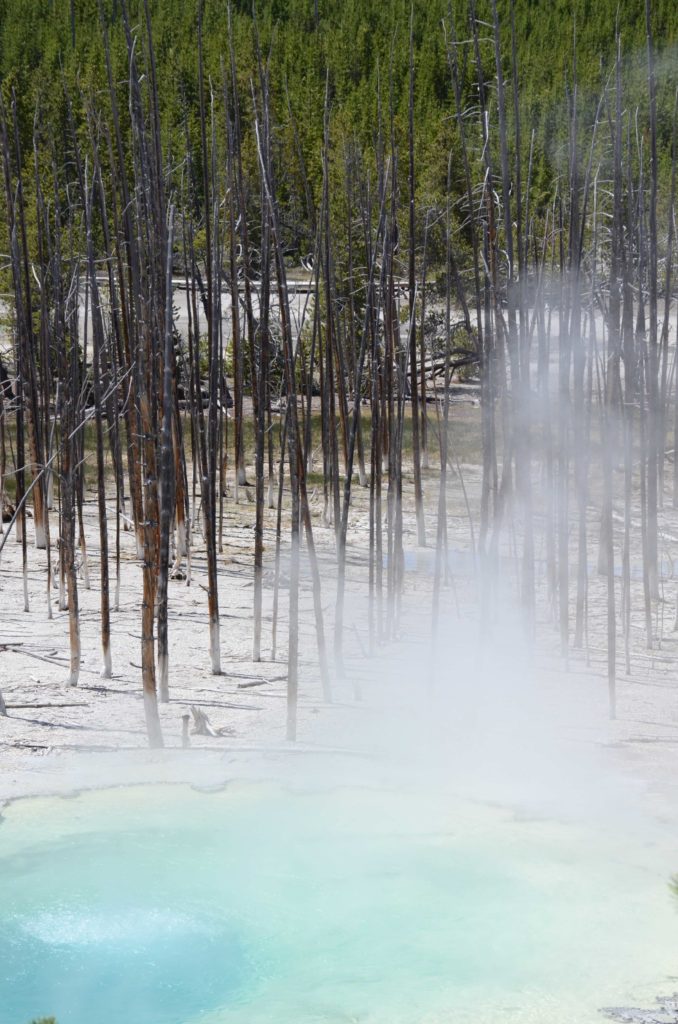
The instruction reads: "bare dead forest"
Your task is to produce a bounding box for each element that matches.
[1,0,678,750]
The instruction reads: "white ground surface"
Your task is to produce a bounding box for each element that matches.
[2,434,678,834]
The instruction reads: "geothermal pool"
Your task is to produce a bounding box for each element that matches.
[1,782,677,1024]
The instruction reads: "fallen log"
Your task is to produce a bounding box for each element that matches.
[190,704,233,737]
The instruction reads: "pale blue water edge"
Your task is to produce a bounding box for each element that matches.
[1,782,676,1024]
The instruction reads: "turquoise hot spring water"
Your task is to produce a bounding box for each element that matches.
[1,781,677,1024]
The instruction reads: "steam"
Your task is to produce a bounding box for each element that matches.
[287,568,656,833]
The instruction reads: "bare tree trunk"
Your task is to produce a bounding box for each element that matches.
[408,10,425,547]
[157,209,176,702]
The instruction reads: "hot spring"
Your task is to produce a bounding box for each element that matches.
[1,780,677,1024]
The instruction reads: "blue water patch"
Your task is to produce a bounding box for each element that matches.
[1,785,676,1024]
[0,831,252,1024]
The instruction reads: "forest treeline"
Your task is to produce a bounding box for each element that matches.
[1,0,678,266]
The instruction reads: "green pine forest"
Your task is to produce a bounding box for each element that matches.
[1,0,677,275]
